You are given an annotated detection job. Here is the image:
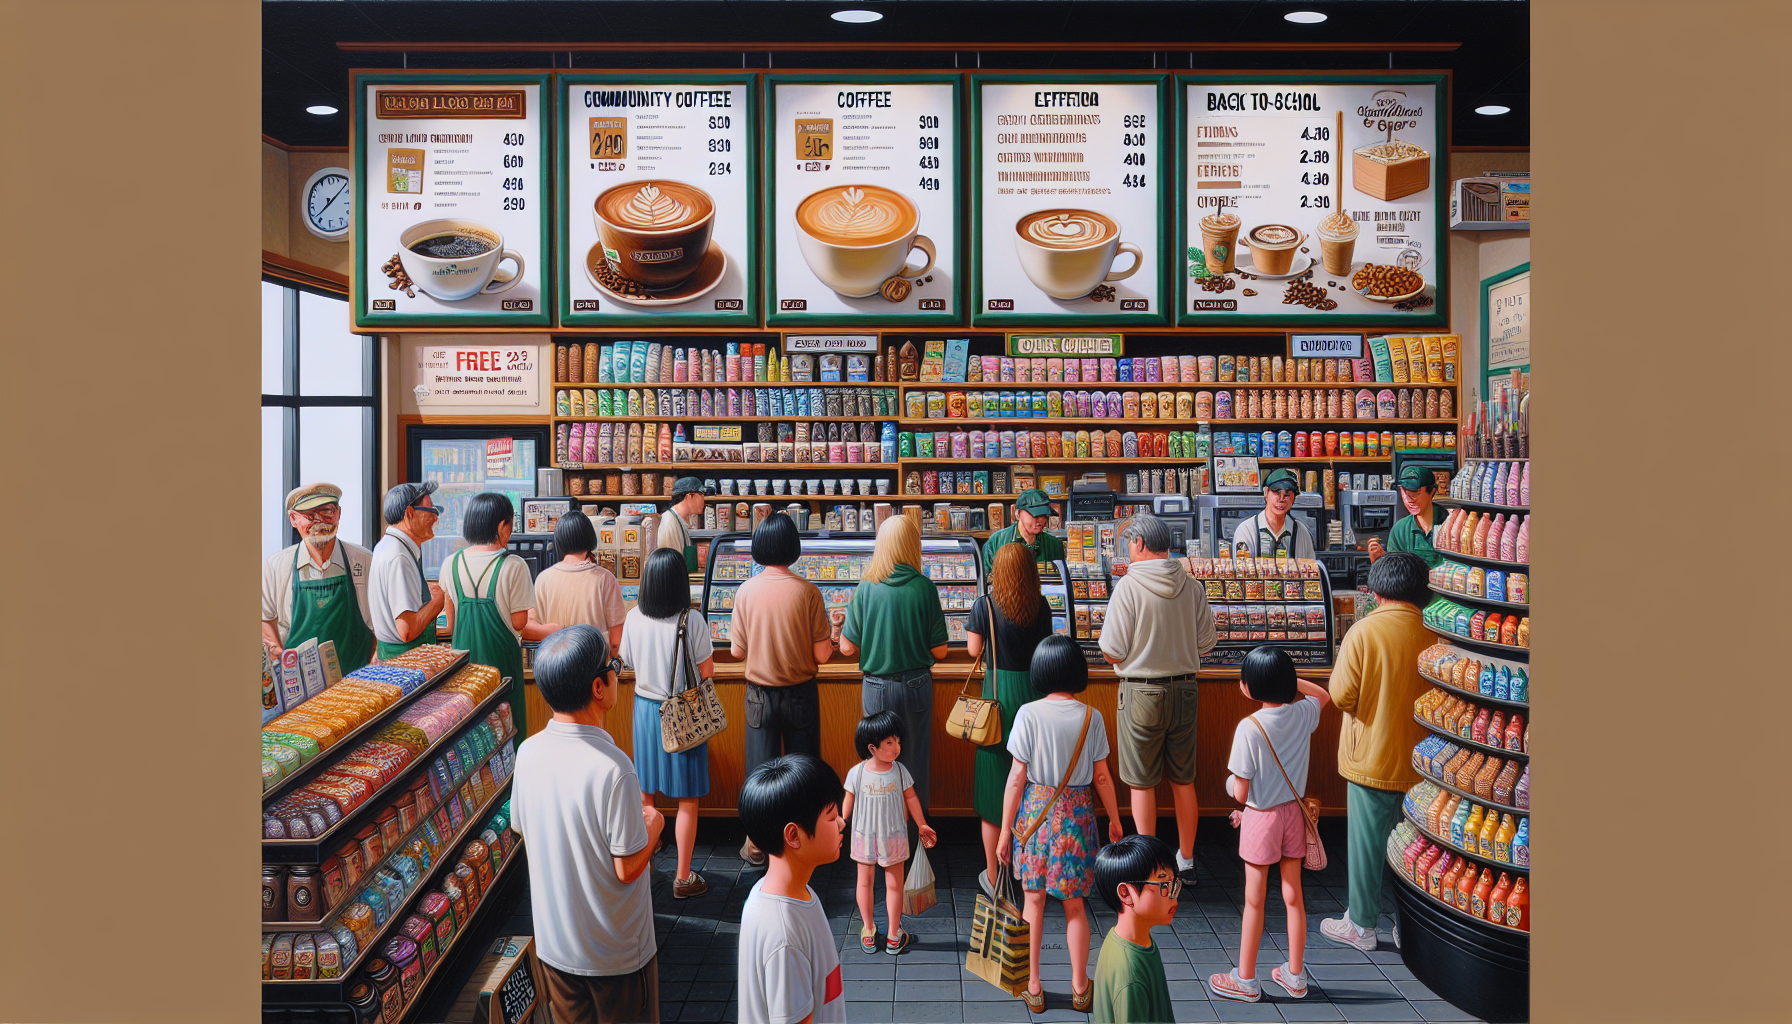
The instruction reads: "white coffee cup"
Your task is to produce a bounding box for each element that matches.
[1013,209,1141,300]
[397,219,526,302]
[794,185,935,298]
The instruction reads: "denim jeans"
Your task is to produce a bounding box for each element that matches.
[743,678,822,777]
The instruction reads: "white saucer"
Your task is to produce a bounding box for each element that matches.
[1236,254,1313,280]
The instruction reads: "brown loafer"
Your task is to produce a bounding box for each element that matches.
[1072,982,1093,1012]
[1021,985,1045,1013]
[672,873,709,900]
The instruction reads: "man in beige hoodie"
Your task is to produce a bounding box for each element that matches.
[1321,552,1434,951]
[1100,515,1217,882]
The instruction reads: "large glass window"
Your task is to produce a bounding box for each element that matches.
[261,280,379,558]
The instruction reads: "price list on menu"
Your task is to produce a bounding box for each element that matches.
[1179,77,1444,325]
[767,75,960,324]
[973,77,1167,325]
[355,74,551,327]
[560,75,756,324]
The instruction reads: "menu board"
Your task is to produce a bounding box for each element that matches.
[559,75,758,325]
[766,74,961,325]
[973,76,1168,326]
[353,73,552,327]
[1178,75,1447,327]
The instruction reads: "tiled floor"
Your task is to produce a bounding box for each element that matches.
[479,818,1483,1024]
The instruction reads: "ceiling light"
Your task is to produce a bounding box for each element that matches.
[831,10,882,23]
[1284,11,1328,24]
[1475,105,1512,116]
[306,104,339,116]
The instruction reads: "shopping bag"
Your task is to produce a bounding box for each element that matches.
[902,846,938,916]
[661,613,727,754]
[965,865,1029,996]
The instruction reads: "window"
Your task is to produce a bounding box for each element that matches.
[261,280,379,557]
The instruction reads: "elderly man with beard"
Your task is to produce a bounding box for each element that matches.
[261,483,376,672]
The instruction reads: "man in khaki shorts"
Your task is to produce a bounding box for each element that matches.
[1100,515,1216,882]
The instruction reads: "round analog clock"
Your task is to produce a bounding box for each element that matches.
[302,166,352,241]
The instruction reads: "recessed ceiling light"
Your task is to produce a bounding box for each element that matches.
[307,104,339,116]
[831,9,882,23]
[1475,105,1512,116]
[1284,11,1328,24]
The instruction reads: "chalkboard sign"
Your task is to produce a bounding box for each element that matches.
[464,935,538,1024]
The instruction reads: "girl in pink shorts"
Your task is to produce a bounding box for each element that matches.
[1209,646,1332,1003]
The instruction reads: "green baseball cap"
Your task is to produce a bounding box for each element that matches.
[670,476,705,501]
[1015,488,1056,515]
[1397,464,1438,492]
[1262,468,1301,492]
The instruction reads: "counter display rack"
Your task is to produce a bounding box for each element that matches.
[396,840,528,1023]
[1427,586,1529,613]
[1413,708,1527,762]
[1431,547,1528,571]
[1418,643,1529,709]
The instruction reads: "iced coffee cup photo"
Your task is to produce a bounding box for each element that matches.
[1198,209,1242,275]
[1317,212,1361,276]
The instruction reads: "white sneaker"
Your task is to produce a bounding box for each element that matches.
[1320,916,1379,951]
[1175,852,1198,884]
[977,869,995,899]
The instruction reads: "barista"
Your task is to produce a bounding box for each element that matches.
[1367,464,1443,568]
[981,488,1066,572]
[657,476,706,573]
[1230,469,1317,559]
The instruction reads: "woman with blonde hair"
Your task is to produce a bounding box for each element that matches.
[841,514,949,834]
[968,542,1056,896]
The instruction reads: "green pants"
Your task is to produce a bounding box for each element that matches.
[1346,782,1406,930]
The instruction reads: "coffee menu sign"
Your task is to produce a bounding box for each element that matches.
[1177,74,1448,327]
[558,75,758,325]
[354,73,553,327]
[765,74,962,324]
[972,76,1169,326]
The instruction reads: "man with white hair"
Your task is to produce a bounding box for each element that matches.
[261,483,376,672]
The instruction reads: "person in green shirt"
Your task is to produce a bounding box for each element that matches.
[982,489,1066,572]
[841,514,949,845]
[1367,464,1443,568]
[1090,835,1180,1024]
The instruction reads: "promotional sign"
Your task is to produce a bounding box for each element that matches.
[413,344,539,405]
[1291,333,1365,358]
[973,76,1168,325]
[559,74,758,325]
[1213,456,1263,493]
[1005,333,1124,356]
[1177,75,1448,326]
[1483,264,1530,371]
[354,73,552,327]
[766,74,961,324]
[782,334,880,352]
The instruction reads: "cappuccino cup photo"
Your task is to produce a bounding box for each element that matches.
[794,185,935,298]
[1013,209,1141,300]
[397,219,526,302]
[594,180,717,291]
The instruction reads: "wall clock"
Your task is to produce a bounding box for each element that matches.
[303,166,352,241]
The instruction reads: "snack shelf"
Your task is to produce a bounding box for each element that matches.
[1433,548,1527,571]
[1435,497,1529,514]
[897,418,1459,428]
[396,839,527,1024]
[555,380,893,389]
[558,462,901,472]
[264,687,508,863]
[1386,844,1531,936]
[896,381,1460,390]
[1402,813,1529,877]
[1413,715,1528,761]
[263,650,471,808]
[1455,456,1528,462]
[263,776,516,1002]
[1256,456,1402,463]
[1427,586,1529,613]
[1424,625,1528,659]
[1419,668,1528,711]
[899,457,1190,465]
[1411,764,1527,817]
[553,416,877,424]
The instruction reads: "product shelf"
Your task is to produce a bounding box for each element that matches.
[262,775,516,1004]
[1413,714,1528,762]
[1411,764,1527,817]
[897,418,1460,428]
[553,415,877,423]
[557,461,901,472]
[1402,809,1529,875]
[1386,844,1531,936]
[555,380,893,388]
[1427,585,1529,613]
[263,686,507,863]
[396,838,527,1024]
[263,651,471,808]
[1432,548,1528,571]
[1424,624,1528,660]
[896,380,1460,390]
[1435,497,1529,515]
[1419,668,1528,711]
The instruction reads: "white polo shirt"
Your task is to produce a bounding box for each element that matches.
[368,527,429,645]
[260,538,375,644]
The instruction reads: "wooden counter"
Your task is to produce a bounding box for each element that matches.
[522,650,1352,817]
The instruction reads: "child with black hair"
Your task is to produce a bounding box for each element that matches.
[1089,834,1179,1024]
[841,710,937,955]
[737,753,848,1024]
[1208,646,1331,1003]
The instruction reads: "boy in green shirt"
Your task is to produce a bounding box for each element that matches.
[1090,835,1180,1024]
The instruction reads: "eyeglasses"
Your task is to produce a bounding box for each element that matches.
[293,503,341,521]
[608,657,623,677]
[1122,876,1183,900]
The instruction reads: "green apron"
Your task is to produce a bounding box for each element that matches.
[287,541,374,674]
[448,549,528,736]
[376,535,438,661]
[970,600,1043,823]
[684,541,699,575]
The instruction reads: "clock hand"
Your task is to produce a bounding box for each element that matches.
[320,183,349,214]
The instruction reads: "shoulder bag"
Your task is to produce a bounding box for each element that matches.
[660,611,728,753]
[945,597,1002,746]
[1248,713,1327,871]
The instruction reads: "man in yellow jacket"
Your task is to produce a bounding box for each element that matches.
[1321,552,1433,951]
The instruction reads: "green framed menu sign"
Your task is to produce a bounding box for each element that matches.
[353,73,553,328]
[765,74,962,325]
[557,74,759,325]
[972,75,1169,326]
[1176,73,1449,328]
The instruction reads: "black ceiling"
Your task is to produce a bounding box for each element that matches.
[263,0,1529,149]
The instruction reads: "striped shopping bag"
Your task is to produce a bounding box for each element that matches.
[965,866,1029,996]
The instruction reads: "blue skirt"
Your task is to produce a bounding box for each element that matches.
[632,695,711,799]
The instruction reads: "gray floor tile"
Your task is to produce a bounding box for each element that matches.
[1276,1003,1346,1021]
[1309,979,1400,1001]
[1028,1011,1090,1023]
[1208,999,1284,1022]
[685,981,734,1002]
[899,979,968,1001]
[846,979,895,1001]
[658,982,693,1003]
[900,963,966,980]
[1390,980,1439,1002]
[844,960,897,980]
[845,1002,897,1023]
[960,1001,1035,1022]
[1306,965,1385,981]
[962,980,1020,1002]
[1299,948,1370,964]
[1170,1001,1221,1022]
[1333,1000,1422,1022]
[901,1000,967,1022]
[677,1002,728,1022]
[1375,964,1416,983]
[1410,1000,1480,1022]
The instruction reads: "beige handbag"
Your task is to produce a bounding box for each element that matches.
[660,611,727,753]
[945,598,1001,746]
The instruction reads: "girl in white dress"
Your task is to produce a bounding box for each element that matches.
[842,709,938,955]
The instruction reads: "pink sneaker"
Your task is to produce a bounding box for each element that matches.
[1321,915,1379,951]
[1272,963,1310,998]
[1208,968,1261,1002]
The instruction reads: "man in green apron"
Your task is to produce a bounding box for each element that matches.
[981,488,1066,572]
[370,481,448,660]
[260,483,376,673]
[657,476,706,574]
[1368,464,1444,568]
[443,492,563,737]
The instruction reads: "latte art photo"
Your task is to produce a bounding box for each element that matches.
[617,184,693,229]
[1021,211,1113,249]
[797,185,913,246]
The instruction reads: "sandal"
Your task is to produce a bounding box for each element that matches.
[885,929,914,956]
[1072,982,1093,1012]
[1021,985,1045,1013]
[859,927,879,955]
